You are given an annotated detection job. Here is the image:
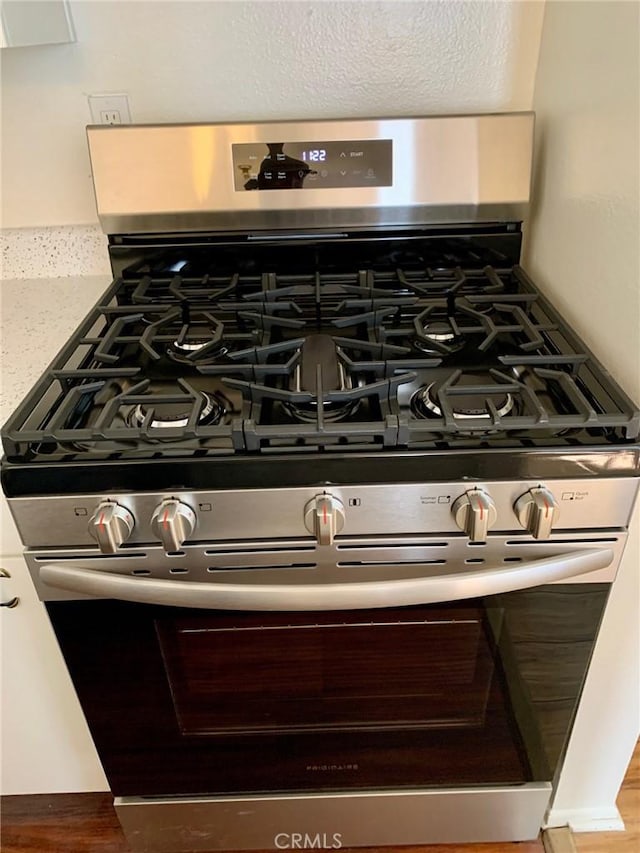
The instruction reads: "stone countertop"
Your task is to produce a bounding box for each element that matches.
[0,275,112,425]
[1,275,112,554]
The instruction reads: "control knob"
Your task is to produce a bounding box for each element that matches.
[304,494,345,546]
[452,489,497,542]
[89,501,134,554]
[151,499,197,552]
[514,486,559,539]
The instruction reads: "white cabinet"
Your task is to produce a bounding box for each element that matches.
[0,554,108,794]
[1,1,75,48]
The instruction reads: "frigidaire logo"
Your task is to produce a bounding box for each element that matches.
[306,764,359,772]
[274,833,343,849]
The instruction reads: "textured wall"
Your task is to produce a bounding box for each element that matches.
[523,0,639,828]
[1,0,544,227]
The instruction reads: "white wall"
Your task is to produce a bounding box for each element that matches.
[523,0,640,830]
[0,0,544,227]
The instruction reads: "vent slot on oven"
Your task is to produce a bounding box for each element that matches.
[205,544,315,555]
[336,542,448,550]
[338,559,447,568]
[205,543,318,572]
[505,537,618,545]
[208,563,316,572]
[336,539,450,569]
[34,553,147,561]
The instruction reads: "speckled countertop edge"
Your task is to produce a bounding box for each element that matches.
[0,276,112,424]
[1,226,111,279]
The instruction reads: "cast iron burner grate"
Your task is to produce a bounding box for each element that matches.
[2,262,639,461]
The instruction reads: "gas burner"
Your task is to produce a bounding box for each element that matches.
[167,338,229,365]
[282,333,362,423]
[128,391,225,430]
[140,307,239,364]
[283,398,361,424]
[413,315,466,355]
[411,299,501,356]
[464,300,493,316]
[412,304,468,355]
[410,373,515,421]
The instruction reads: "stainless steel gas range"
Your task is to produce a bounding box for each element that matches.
[2,114,639,852]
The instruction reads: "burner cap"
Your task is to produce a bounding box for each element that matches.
[128,391,225,430]
[141,306,229,363]
[411,374,514,420]
[284,398,360,424]
[414,319,466,354]
[413,309,466,355]
[167,338,229,364]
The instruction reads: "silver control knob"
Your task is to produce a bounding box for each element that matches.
[514,487,559,539]
[452,489,497,542]
[151,499,197,552]
[304,494,345,546]
[89,501,134,554]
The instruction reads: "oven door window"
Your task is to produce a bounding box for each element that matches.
[157,608,494,735]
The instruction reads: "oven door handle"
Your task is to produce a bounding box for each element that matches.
[39,547,614,611]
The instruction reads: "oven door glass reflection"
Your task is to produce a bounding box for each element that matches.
[157,607,494,735]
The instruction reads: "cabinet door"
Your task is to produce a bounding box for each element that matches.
[0,555,107,794]
[1,1,75,48]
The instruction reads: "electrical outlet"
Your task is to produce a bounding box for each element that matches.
[88,94,131,125]
[100,110,122,125]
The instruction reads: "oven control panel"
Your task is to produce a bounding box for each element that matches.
[8,478,639,551]
[232,139,393,191]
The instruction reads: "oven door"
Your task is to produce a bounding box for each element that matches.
[45,582,609,800]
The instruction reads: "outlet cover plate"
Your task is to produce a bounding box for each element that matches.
[88,94,131,125]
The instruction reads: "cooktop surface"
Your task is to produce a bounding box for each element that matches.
[3,238,638,465]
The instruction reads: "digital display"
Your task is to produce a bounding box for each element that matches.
[232,140,392,191]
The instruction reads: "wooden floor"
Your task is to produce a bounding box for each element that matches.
[1,741,638,853]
